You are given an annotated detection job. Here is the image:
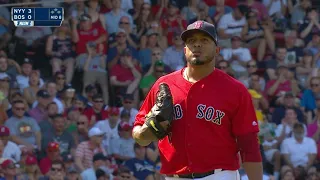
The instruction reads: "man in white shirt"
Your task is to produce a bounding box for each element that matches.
[281,123,317,169]
[119,94,138,126]
[0,126,21,163]
[94,107,120,152]
[221,36,252,77]
[16,58,44,91]
[218,5,248,48]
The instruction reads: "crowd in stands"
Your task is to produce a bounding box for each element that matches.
[0,0,320,179]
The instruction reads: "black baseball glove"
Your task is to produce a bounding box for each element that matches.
[145,83,174,139]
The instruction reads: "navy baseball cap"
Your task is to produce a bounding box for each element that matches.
[181,20,218,45]
[36,90,51,98]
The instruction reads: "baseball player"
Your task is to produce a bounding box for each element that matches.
[133,20,263,180]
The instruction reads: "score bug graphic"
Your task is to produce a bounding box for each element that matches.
[11,7,64,27]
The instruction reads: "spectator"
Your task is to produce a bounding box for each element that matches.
[94,107,120,152]
[54,72,67,94]
[59,84,76,110]
[217,5,248,48]
[119,94,138,125]
[81,153,108,180]
[241,9,275,61]
[110,49,142,104]
[22,70,42,106]
[24,155,42,180]
[290,0,311,29]
[296,50,313,88]
[140,60,166,98]
[299,8,320,45]
[73,115,90,145]
[0,125,21,163]
[82,43,109,104]
[161,0,187,46]
[85,0,106,29]
[0,55,19,82]
[220,35,252,78]
[207,0,232,25]
[39,160,65,180]
[115,166,137,180]
[16,58,44,91]
[4,100,41,150]
[72,14,107,57]
[134,2,154,39]
[281,123,317,170]
[75,127,106,171]
[39,102,58,134]
[0,6,11,50]
[28,90,51,123]
[109,122,135,164]
[84,84,98,106]
[0,159,18,180]
[120,109,131,124]
[142,47,164,74]
[124,143,155,180]
[83,94,109,126]
[241,0,268,21]
[66,166,81,180]
[104,0,133,34]
[39,142,62,175]
[109,16,139,49]
[301,77,320,115]
[162,32,185,71]
[41,114,75,155]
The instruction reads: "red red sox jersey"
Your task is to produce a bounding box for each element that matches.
[134,68,259,175]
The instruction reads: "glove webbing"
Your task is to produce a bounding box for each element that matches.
[145,113,169,139]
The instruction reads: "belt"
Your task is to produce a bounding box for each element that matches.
[166,169,224,179]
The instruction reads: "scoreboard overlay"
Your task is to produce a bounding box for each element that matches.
[11,7,64,27]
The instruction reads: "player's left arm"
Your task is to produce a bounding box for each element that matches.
[232,83,263,180]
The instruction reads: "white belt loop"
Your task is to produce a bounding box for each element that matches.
[214,169,223,173]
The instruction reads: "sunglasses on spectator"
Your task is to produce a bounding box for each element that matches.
[121,175,131,179]
[51,167,62,172]
[57,76,65,80]
[14,107,25,111]
[247,64,256,68]
[77,122,85,125]
[94,100,104,103]
[152,52,161,56]
[248,14,256,18]
[124,100,133,104]
[119,21,129,25]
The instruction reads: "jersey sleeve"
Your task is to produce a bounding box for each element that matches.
[134,82,158,127]
[231,84,259,136]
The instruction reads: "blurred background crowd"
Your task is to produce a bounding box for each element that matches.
[0,0,319,179]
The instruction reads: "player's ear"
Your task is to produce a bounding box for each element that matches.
[216,47,220,54]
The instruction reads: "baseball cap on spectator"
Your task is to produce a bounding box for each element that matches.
[248,89,262,99]
[117,28,126,35]
[92,94,103,101]
[37,89,51,98]
[0,73,10,80]
[88,127,105,137]
[231,35,242,42]
[109,107,120,116]
[96,168,110,179]
[25,155,37,165]
[47,142,59,152]
[237,5,249,15]
[85,84,96,93]
[169,0,178,7]
[284,92,295,98]
[0,125,9,136]
[118,122,133,131]
[181,20,218,45]
[123,94,134,101]
[11,81,20,89]
[121,48,132,56]
[67,166,78,173]
[62,84,75,92]
[22,58,33,65]
[0,159,14,169]
[303,48,314,56]
[120,109,130,118]
[93,153,107,162]
[79,13,91,21]
[146,29,159,37]
[62,153,74,162]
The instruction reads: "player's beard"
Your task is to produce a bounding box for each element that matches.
[187,54,215,66]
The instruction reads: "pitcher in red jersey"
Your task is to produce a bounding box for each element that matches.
[133,20,263,180]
